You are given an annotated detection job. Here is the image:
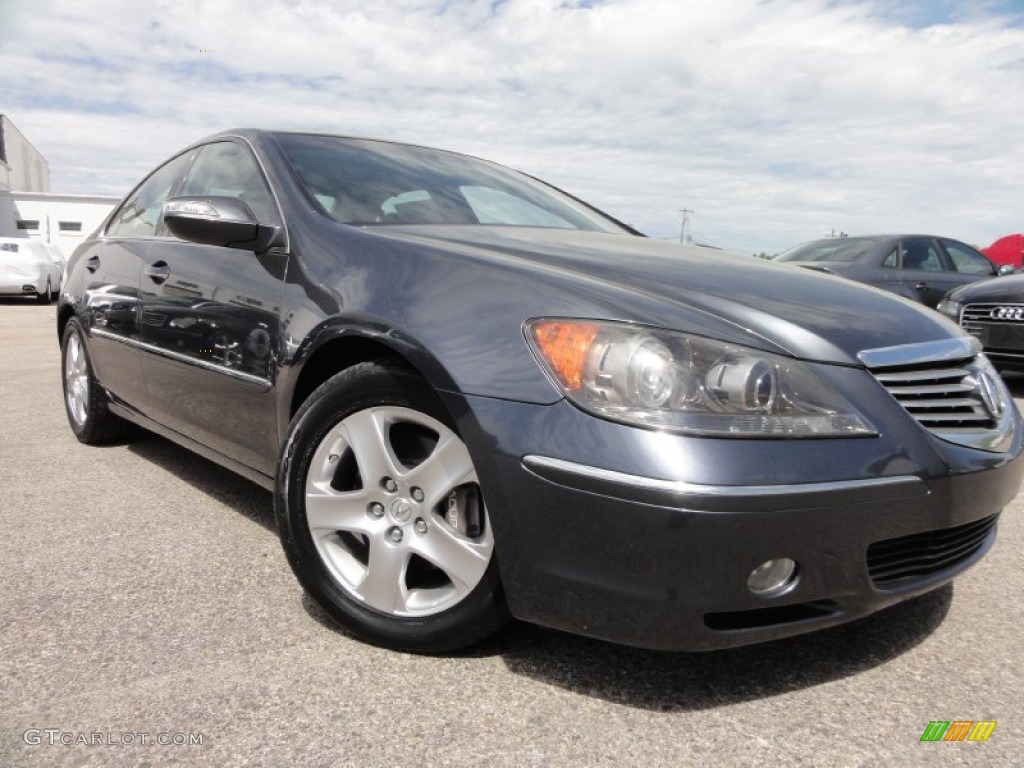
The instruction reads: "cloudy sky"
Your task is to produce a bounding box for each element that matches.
[2,0,1023,253]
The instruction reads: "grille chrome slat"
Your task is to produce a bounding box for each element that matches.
[883,383,975,396]
[902,397,985,410]
[873,368,969,383]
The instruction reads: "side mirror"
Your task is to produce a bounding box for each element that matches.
[998,264,1015,276]
[163,196,281,253]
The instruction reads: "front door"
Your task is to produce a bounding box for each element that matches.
[899,236,960,308]
[138,140,288,475]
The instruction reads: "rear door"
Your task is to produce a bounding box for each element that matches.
[137,140,288,475]
[82,149,195,410]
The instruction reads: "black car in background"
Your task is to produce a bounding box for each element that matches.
[775,235,1009,307]
[939,274,1024,372]
[57,131,1023,653]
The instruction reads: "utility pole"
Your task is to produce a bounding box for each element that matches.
[679,208,694,243]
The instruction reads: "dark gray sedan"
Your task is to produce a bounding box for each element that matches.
[775,235,1007,307]
[56,131,1024,654]
[939,274,1024,372]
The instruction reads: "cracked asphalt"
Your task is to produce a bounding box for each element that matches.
[1,300,1022,767]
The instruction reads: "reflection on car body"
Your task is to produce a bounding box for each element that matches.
[57,130,1024,655]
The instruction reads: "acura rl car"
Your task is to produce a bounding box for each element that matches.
[57,130,1024,653]
[774,235,1009,308]
[939,274,1024,372]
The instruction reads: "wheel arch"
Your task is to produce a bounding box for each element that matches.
[285,325,464,427]
[56,303,77,343]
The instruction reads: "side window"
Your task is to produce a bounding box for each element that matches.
[943,240,995,275]
[881,247,899,268]
[178,141,277,224]
[901,238,945,272]
[108,151,193,238]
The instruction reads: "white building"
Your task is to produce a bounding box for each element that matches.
[0,114,120,258]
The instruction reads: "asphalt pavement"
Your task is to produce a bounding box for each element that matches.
[1,300,1022,767]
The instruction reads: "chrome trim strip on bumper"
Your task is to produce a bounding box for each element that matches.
[857,336,980,369]
[522,455,927,511]
[90,327,272,387]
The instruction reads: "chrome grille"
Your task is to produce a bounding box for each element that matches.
[872,363,993,429]
[867,514,998,588]
[961,303,1024,339]
[858,337,1013,452]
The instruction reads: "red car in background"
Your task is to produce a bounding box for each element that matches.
[982,234,1024,271]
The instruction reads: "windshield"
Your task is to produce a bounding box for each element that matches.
[774,238,881,263]
[274,133,629,233]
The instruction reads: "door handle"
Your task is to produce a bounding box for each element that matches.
[145,261,170,284]
[85,255,100,273]
[914,282,928,290]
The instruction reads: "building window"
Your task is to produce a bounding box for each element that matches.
[16,219,39,230]
[59,221,83,232]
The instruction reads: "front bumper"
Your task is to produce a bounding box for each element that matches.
[450,385,1024,651]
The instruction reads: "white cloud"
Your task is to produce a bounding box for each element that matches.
[2,0,1023,252]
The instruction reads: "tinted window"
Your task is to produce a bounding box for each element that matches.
[179,141,277,224]
[901,238,945,272]
[276,133,626,232]
[109,151,193,238]
[881,247,899,268]
[943,240,994,275]
[774,238,881,263]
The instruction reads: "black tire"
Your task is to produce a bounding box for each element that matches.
[276,360,509,653]
[61,318,132,444]
[36,279,52,305]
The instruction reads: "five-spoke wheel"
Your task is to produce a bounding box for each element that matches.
[276,360,508,653]
[61,318,131,443]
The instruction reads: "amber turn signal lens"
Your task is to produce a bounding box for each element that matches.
[530,321,599,390]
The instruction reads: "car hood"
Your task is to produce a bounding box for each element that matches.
[366,226,962,366]
[948,274,1024,303]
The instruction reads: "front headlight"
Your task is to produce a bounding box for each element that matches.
[936,298,963,322]
[525,319,876,438]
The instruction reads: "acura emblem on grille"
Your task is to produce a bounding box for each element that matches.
[977,371,1004,419]
[991,305,1024,320]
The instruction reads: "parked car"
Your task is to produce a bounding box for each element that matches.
[58,131,1024,653]
[939,274,1024,371]
[774,235,1010,308]
[0,237,61,303]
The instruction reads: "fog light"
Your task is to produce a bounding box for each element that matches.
[747,558,798,596]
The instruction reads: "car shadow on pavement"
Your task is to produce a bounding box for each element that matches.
[487,586,953,711]
[126,432,276,533]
